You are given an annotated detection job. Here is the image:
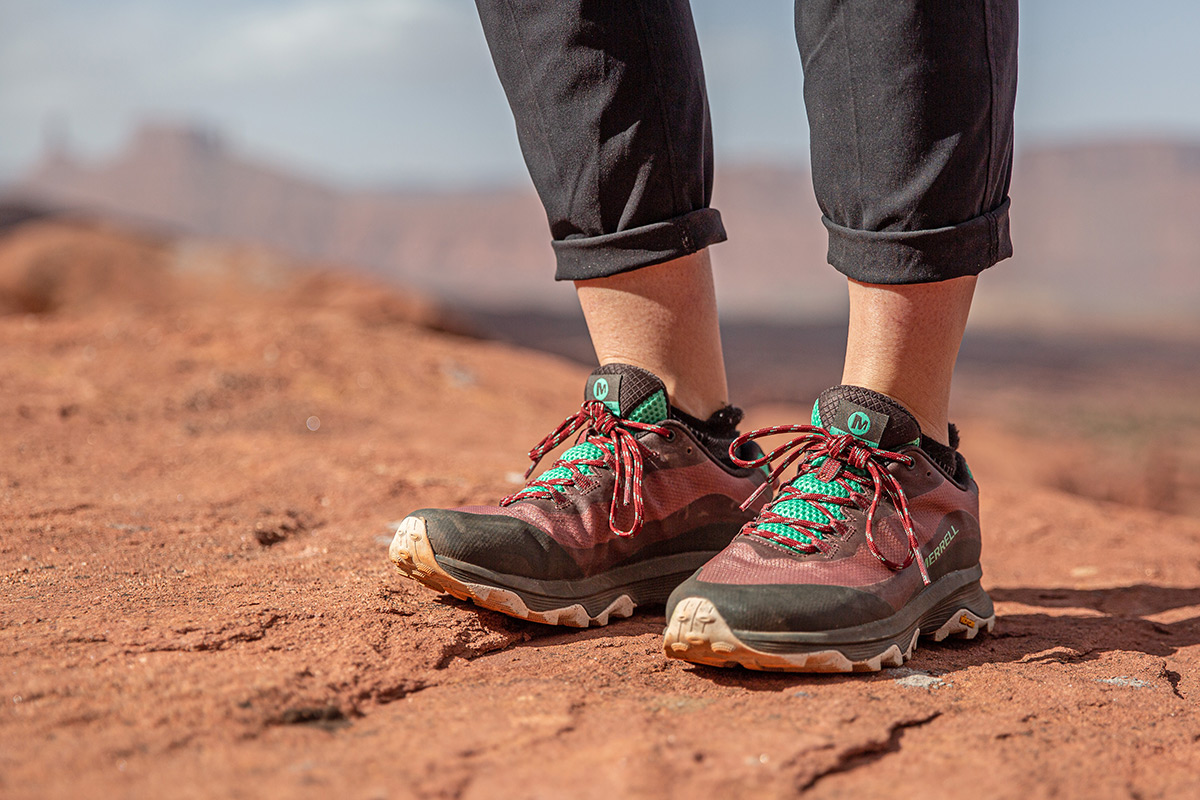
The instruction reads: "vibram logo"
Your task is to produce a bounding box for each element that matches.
[924,524,960,568]
[960,615,976,628]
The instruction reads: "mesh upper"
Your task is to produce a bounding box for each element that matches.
[515,440,609,498]
[755,387,918,549]
[627,391,668,424]
[515,364,668,500]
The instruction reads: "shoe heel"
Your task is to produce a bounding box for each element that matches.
[928,581,996,642]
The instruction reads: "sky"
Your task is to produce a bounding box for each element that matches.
[3,0,1200,188]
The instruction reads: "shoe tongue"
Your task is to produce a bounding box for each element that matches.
[811,385,921,449]
[584,364,669,423]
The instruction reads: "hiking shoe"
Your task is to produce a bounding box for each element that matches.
[389,364,770,627]
[663,385,995,671]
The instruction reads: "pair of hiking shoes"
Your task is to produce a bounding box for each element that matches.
[389,364,994,672]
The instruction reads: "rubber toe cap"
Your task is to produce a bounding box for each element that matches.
[666,574,896,633]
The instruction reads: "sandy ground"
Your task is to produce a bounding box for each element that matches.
[1,221,1198,799]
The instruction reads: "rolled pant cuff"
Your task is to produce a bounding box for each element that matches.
[552,208,727,281]
[824,198,1013,285]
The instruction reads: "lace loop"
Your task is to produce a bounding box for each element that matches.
[730,425,929,585]
[500,400,670,538]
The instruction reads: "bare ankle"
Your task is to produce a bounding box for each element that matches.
[577,249,729,420]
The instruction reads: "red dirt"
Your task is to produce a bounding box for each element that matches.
[2,221,1198,799]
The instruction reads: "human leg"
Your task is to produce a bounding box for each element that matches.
[664,0,1017,671]
[576,248,728,420]
[842,275,977,443]
[477,0,731,417]
[802,0,1017,443]
[390,1,764,626]
[473,0,725,280]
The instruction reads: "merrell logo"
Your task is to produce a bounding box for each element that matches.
[924,524,959,568]
[830,402,888,446]
[592,378,610,401]
[847,411,872,436]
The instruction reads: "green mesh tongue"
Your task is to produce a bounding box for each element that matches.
[755,402,858,548]
[514,440,610,498]
[514,366,669,499]
[756,393,920,550]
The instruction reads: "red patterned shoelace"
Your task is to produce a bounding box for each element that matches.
[730,425,931,586]
[500,400,672,538]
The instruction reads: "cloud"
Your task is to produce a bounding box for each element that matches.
[0,0,511,184]
[193,0,467,81]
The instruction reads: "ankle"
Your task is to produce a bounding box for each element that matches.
[576,249,730,421]
[842,275,974,447]
[671,404,742,438]
[664,381,729,420]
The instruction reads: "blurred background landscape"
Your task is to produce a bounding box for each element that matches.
[1,0,1198,326]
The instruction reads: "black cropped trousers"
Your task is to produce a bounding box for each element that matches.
[476,0,1017,285]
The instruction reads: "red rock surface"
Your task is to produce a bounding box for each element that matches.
[2,222,1198,799]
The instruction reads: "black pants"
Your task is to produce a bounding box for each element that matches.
[477,0,1017,285]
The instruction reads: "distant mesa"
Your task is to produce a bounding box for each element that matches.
[5,122,1200,334]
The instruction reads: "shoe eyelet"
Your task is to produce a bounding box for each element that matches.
[663,430,676,442]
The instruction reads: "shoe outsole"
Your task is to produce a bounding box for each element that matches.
[662,596,995,673]
[388,516,636,628]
